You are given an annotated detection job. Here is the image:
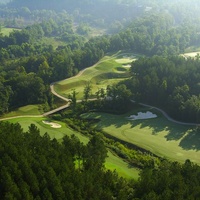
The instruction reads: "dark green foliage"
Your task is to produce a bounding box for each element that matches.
[0,82,12,114]
[128,56,200,123]
[90,83,132,114]
[134,160,200,200]
[0,121,133,199]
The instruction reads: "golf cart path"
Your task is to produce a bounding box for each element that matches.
[1,56,200,126]
[136,101,200,126]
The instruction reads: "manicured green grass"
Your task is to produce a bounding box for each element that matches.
[106,151,140,180]
[81,108,200,165]
[0,105,43,118]
[54,52,138,99]
[5,117,89,143]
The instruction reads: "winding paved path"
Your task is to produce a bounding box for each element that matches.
[132,101,200,126]
[1,60,200,127]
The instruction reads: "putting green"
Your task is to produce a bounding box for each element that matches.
[82,109,200,165]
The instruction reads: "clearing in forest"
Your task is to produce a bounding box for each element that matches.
[54,51,139,99]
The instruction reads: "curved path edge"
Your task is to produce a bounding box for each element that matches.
[1,60,200,127]
[132,100,200,126]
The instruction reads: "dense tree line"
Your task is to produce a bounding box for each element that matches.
[0,17,105,114]
[135,159,200,200]
[0,121,133,199]
[125,55,200,123]
[1,120,200,199]
[108,13,200,56]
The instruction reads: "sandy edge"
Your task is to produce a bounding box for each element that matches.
[127,111,157,120]
[42,120,61,128]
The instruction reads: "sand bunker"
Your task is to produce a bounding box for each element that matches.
[183,52,200,58]
[127,111,157,120]
[115,56,136,64]
[122,64,131,68]
[42,120,61,128]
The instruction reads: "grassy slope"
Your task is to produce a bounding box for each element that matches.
[82,107,200,164]
[0,105,43,118]
[106,151,140,180]
[54,51,133,99]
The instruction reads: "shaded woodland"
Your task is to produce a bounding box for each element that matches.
[126,56,200,123]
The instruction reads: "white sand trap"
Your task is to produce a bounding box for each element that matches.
[182,51,200,58]
[115,56,136,64]
[127,111,157,120]
[42,120,61,128]
[122,64,131,68]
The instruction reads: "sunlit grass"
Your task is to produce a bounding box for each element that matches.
[81,107,200,165]
[5,116,88,143]
[54,52,139,99]
[0,105,43,118]
[106,151,140,180]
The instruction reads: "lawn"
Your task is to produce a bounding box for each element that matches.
[5,116,89,143]
[81,107,200,165]
[54,51,137,99]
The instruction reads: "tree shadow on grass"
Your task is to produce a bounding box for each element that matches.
[88,108,198,151]
[128,109,190,142]
[179,127,200,150]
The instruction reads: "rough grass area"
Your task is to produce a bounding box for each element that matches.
[54,51,139,99]
[81,108,200,165]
